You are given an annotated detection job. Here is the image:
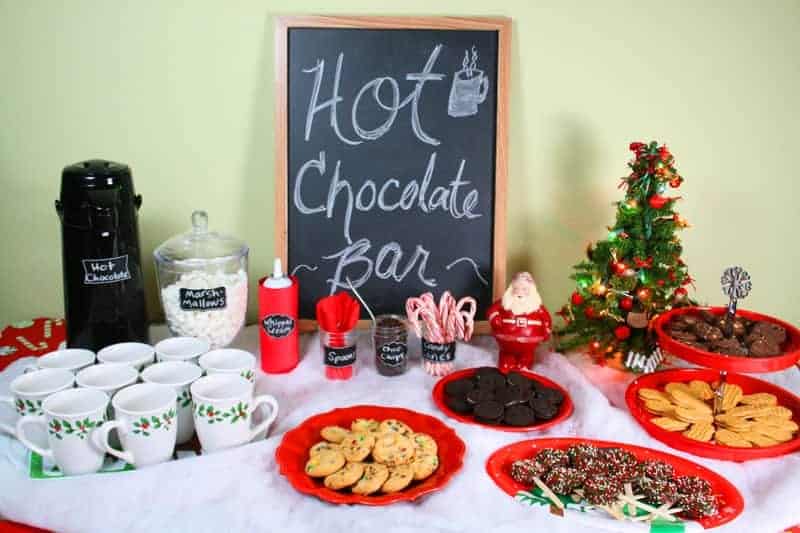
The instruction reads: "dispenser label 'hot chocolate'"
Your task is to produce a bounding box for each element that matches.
[81,255,132,285]
[179,287,227,311]
[324,346,356,367]
[262,314,295,338]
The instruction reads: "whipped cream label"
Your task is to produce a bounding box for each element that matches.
[262,314,295,338]
[82,255,131,285]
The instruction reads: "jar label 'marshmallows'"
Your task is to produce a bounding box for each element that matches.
[179,287,227,311]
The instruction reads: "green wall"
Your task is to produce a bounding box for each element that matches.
[1,0,798,328]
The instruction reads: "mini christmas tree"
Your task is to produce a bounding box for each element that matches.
[556,141,694,371]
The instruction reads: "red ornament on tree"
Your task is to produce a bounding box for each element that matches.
[611,261,627,276]
[584,307,596,319]
[637,287,652,302]
[648,195,669,209]
[658,146,671,162]
[570,292,584,306]
[657,279,665,287]
[669,176,683,188]
[674,287,688,302]
[629,142,645,152]
[619,296,634,311]
[614,325,631,340]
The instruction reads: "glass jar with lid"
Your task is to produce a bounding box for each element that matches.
[154,210,249,348]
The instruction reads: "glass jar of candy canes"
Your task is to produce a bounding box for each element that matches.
[406,291,476,377]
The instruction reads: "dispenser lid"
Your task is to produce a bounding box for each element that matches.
[153,210,248,264]
[59,159,136,209]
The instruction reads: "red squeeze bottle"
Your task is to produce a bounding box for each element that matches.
[258,258,299,373]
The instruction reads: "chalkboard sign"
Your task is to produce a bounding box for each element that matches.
[275,17,510,330]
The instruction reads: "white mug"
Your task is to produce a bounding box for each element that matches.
[199,349,257,384]
[76,363,139,398]
[28,348,95,374]
[0,368,75,435]
[141,361,202,445]
[16,388,109,475]
[191,374,278,453]
[97,342,155,371]
[95,383,177,467]
[155,337,210,364]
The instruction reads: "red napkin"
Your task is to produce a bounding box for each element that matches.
[316,292,360,380]
[316,292,359,337]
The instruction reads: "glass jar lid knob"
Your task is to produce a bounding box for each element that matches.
[191,210,209,234]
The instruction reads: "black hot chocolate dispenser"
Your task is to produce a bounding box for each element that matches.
[55,160,149,350]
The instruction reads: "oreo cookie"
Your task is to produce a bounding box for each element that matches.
[532,400,559,420]
[445,394,473,414]
[466,388,494,405]
[476,372,506,391]
[445,378,475,398]
[474,400,504,424]
[537,387,565,406]
[495,385,529,407]
[506,372,533,390]
[504,404,536,426]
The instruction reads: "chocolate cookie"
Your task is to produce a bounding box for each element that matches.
[474,366,503,381]
[716,316,747,337]
[445,394,473,414]
[504,404,536,426]
[506,372,533,390]
[750,322,787,345]
[711,337,748,356]
[495,385,528,407]
[694,322,723,342]
[669,329,698,342]
[466,388,494,405]
[537,387,565,406]
[444,378,475,398]
[750,338,781,357]
[531,400,559,420]
[473,400,504,423]
[476,372,506,391]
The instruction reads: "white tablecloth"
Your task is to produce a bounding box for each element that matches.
[1,325,799,533]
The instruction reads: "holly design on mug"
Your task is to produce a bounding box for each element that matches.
[178,389,192,409]
[48,418,102,440]
[16,398,42,416]
[132,409,175,436]
[240,369,255,382]
[195,402,249,424]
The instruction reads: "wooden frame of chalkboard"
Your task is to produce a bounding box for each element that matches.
[275,15,510,332]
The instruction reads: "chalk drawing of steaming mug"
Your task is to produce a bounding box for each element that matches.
[448,68,489,118]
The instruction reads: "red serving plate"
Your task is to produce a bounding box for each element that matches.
[432,368,573,432]
[655,306,800,373]
[626,368,800,461]
[275,405,465,506]
[486,437,743,529]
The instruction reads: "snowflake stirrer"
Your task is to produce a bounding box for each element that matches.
[720,266,751,338]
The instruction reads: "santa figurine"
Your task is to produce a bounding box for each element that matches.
[487,272,552,371]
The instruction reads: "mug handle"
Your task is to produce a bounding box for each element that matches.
[95,420,135,465]
[248,395,279,442]
[16,415,54,459]
[477,74,489,104]
[0,396,16,435]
